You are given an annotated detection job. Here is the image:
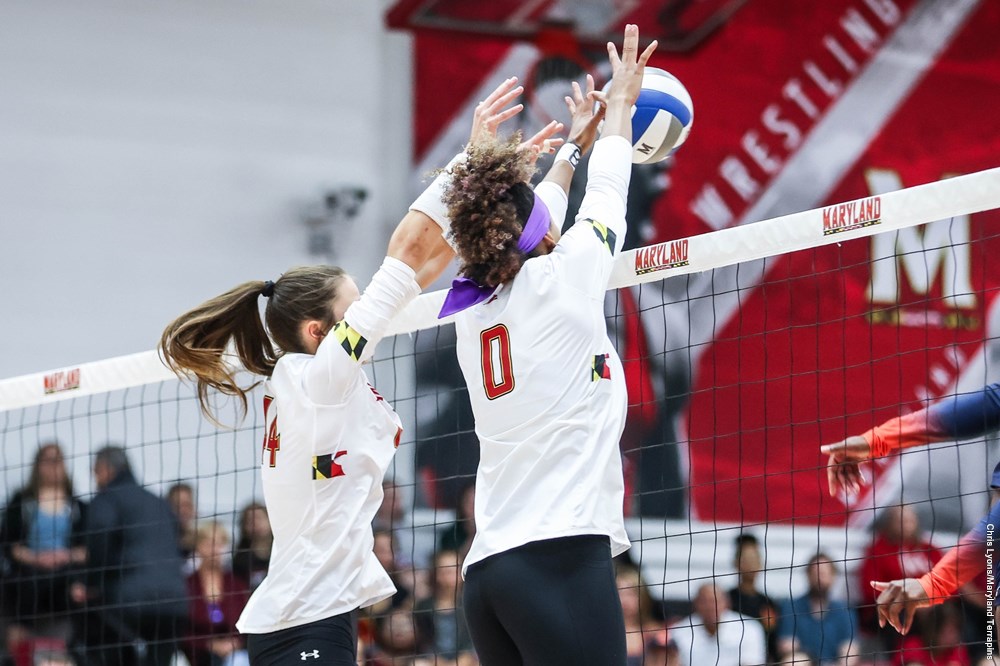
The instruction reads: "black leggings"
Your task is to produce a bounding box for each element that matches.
[463,535,626,666]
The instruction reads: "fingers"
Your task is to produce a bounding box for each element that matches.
[489,103,523,127]
[572,80,584,106]
[606,41,621,69]
[486,85,524,116]
[531,120,563,142]
[481,77,519,109]
[876,584,902,631]
[588,90,608,106]
[621,24,638,63]
[874,581,913,633]
[819,441,843,456]
[520,120,564,152]
[826,458,840,497]
[586,73,595,95]
[844,464,867,492]
[544,137,565,152]
[638,39,658,68]
[901,602,916,635]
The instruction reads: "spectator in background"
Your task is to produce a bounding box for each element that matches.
[727,534,779,663]
[166,483,198,571]
[374,481,420,591]
[230,503,271,592]
[365,604,426,666]
[414,550,474,665]
[372,529,415,610]
[670,583,766,666]
[0,442,87,654]
[184,521,249,666]
[616,563,671,666]
[77,446,188,666]
[374,480,406,532]
[778,553,857,666]
[892,601,969,666]
[436,483,475,556]
[858,505,942,645]
[361,529,424,660]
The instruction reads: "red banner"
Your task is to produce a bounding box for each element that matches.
[406,0,1000,523]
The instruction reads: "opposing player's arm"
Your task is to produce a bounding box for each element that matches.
[822,383,1000,495]
[871,497,1000,634]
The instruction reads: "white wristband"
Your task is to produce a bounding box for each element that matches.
[554,142,582,169]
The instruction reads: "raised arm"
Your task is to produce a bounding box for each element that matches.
[410,77,540,244]
[575,24,657,243]
[822,383,1000,496]
[387,210,454,290]
[540,75,605,195]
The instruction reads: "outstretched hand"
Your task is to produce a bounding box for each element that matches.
[564,74,605,154]
[606,24,658,105]
[467,76,565,168]
[871,578,930,635]
[819,436,871,497]
[469,77,525,144]
[518,120,565,168]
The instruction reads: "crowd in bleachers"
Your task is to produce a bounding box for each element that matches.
[0,441,991,665]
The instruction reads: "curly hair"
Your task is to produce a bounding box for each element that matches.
[442,134,538,288]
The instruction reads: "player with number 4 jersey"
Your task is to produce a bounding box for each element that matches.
[158,77,564,664]
[410,24,657,665]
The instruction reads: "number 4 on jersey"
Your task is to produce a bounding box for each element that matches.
[481,324,515,400]
[262,395,280,467]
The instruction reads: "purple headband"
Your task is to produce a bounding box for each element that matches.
[438,193,552,318]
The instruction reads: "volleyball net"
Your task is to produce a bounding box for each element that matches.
[3,166,1000,660]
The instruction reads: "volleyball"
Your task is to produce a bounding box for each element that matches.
[628,67,694,164]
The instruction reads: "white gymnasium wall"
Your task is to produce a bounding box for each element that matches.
[0,0,413,379]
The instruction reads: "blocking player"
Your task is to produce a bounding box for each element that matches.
[158,89,560,664]
[410,25,656,664]
[822,383,1000,634]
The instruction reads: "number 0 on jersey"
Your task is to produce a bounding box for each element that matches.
[480,324,515,400]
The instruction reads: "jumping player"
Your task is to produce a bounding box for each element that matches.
[822,383,1000,634]
[409,25,657,664]
[158,95,561,665]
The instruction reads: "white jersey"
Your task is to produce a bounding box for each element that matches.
[237,257,419,634]
[451,136,635,572]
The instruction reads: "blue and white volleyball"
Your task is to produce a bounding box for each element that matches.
[629,67,693,164]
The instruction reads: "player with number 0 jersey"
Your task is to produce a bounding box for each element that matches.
[410,25,657,665]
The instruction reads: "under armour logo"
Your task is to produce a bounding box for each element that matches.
[300,650,320,660]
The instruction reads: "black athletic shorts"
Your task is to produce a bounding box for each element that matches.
[463,534,627,666]
[246,611,357,665]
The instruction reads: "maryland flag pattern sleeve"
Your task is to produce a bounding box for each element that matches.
[303,257,420,404]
